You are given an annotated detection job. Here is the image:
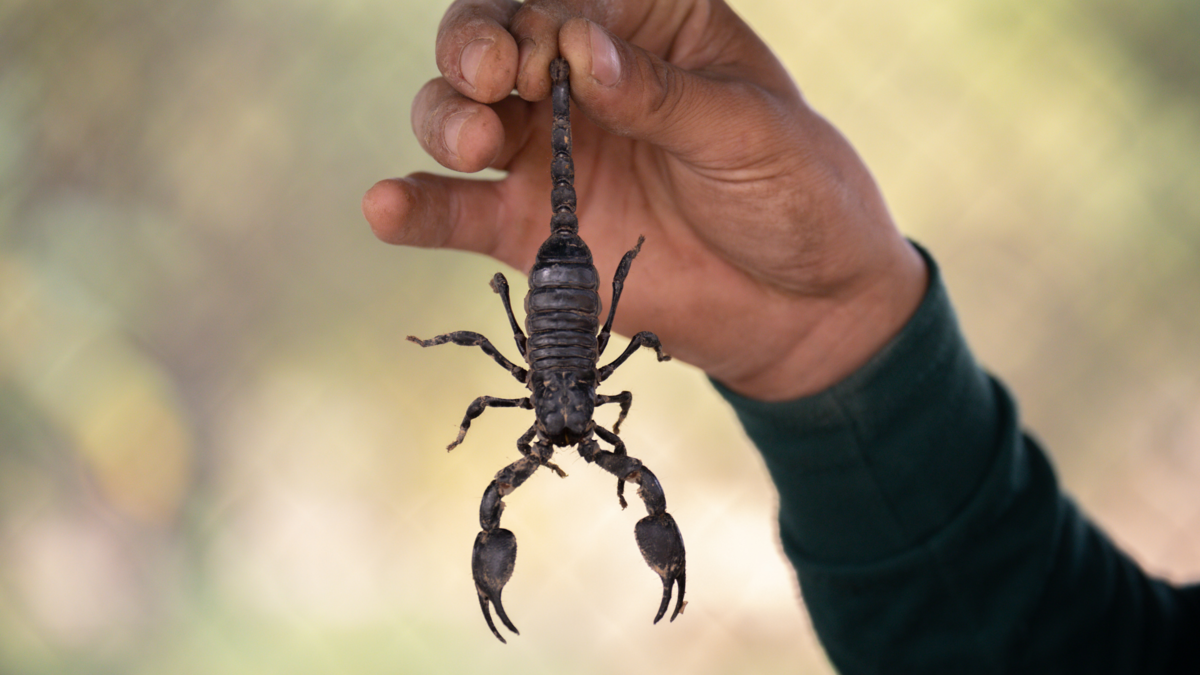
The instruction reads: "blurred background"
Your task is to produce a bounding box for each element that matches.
[2,0,1198,672]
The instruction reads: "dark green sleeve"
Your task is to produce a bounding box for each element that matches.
[713,244,1198,674]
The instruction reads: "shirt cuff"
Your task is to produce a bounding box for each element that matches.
[711,243,1005,564]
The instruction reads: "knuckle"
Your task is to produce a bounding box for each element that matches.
[509,1,562,37]
[440,0,521,33]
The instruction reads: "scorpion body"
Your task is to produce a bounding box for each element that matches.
[408,58,686,643]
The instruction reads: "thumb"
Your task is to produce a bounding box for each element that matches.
[557,17,787,165]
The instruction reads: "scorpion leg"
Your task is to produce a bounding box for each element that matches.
[489,273,528,358]
[446,396,532,451]
[598,331,671,381]
[474,449,548,643]
[517,424,565,477]
[407,331,528,384]
[581,428,687,624]
[596,391,633,434]
[598,236,645,356]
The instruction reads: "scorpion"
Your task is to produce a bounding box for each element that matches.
[407,58,686,643]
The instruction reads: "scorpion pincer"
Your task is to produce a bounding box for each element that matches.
[407,58,687,642]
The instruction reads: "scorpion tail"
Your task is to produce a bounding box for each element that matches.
[472,529,520,642]
[549,57,577,234]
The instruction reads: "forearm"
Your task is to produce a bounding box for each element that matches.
[714,244,1190,673]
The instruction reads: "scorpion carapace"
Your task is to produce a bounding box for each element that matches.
[407,57,686,643]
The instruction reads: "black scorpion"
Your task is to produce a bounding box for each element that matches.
[407,58,686,643]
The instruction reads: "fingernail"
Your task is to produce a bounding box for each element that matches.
[588,21,620,86]
[444,110,474,157]
[518,38,535,76]
[460,39,490,90]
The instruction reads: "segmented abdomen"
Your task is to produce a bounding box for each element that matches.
[525,246,600,372]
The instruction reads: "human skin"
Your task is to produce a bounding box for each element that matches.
[362,0,927,402]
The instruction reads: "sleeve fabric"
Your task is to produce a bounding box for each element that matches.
[713,244,1199,674]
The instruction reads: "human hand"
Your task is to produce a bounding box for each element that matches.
[362,0,926,401]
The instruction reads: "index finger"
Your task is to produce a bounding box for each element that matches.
[435,0,522,104]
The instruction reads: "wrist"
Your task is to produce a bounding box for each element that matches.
[713,238,928,402]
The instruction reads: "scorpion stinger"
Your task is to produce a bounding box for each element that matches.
[407,57,685,642]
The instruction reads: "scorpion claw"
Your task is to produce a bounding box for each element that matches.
[634,513,687,624]
[472,529,520,642]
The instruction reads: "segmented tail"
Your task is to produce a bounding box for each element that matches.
[549,58,577,233]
